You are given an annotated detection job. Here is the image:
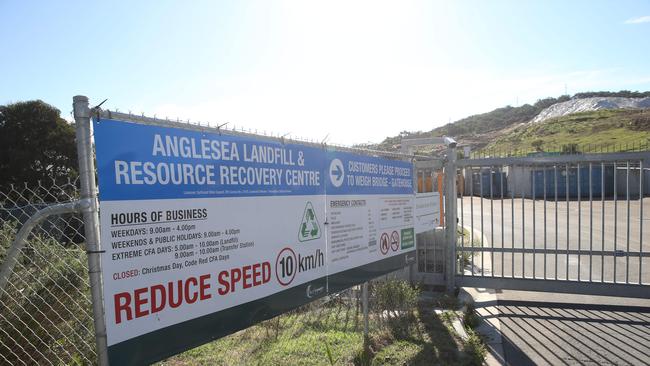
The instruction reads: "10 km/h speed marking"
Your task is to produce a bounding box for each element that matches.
[275,247,297,286]
[275,246,325,287]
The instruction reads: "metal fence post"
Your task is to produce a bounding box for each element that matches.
[362,282,369,350]
[73,95,109,366]
[444,138,458,293]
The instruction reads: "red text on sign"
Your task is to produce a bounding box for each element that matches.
[113,274,211,324]
[217,261,271,295]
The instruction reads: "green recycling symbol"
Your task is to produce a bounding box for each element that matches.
[298,201,321,242]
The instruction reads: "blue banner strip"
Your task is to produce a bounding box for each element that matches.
[94,119,413,201]
[94,119,326,201]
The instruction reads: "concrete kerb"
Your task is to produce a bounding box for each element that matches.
[458,225,505,366]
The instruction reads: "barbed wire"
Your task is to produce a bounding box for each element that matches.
[96,108,429,161]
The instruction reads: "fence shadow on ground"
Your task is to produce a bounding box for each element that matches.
[408,303,464,364]
[477,300,650,366]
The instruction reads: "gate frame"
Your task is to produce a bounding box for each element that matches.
[403,137,457,290]
[451,151,650,299]
[412,160,445,285]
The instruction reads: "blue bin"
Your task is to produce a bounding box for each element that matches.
[531,165,614,198]
[471,170,507,197]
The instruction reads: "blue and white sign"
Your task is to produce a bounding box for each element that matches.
[93,118,415,366]
[325,150,414,195]
[325,150,415,280]
[94,119,328,365]
[94,119,325,201]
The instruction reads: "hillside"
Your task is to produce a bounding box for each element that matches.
[366,95,572,154]
[533,97,650,123]
[364,90,650,156]
[483,109,650,155]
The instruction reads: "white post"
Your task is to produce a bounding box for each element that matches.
[444,139,458,293]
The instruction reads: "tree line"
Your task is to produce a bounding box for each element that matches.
[0,100,78,194]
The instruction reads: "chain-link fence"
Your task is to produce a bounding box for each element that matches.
[0,178,97,365]
[0,180,426,366]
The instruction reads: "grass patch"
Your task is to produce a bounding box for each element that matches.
[363,304,474,366]
[258,330,362,365]
[159,281,487,365]
[160,304,364,366]
[370,340,422,366]
[457,226,482,269]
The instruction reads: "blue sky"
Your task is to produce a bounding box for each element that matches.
[1,0,649,145]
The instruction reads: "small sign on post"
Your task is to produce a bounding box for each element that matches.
[415,192,441,233]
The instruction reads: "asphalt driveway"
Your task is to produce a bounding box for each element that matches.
[459,197,650,283]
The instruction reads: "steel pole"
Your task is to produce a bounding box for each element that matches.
[73,95,109,366]
[362,282,369,341]
[445,140,458,293]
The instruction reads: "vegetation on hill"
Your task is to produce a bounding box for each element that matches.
[433,95,570,137]
[572,90,650,99]
[365,95,573,153]
[480,109,650,156]
[363,90,650,155]
[436,90,650,139]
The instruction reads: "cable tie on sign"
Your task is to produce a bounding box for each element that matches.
[90,98,108,122]
[216,122,229,136]
[86,250,106,254]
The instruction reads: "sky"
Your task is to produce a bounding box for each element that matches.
[1,0,649,145]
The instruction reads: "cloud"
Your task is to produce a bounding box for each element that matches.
[624,16,650,24]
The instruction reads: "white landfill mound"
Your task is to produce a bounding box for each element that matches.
[532,97,650,123]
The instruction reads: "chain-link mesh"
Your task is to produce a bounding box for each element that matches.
[0,178,97,365]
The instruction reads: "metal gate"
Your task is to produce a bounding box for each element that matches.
[403,137,456,288]
[413,160,445,285]
[451,152,649,298]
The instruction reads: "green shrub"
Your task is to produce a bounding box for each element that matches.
[0,220,95,365]
[463,303,480,330]
[371,279,419,315]
[462,331,487,366]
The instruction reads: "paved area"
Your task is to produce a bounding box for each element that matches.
[458,197,650,365]
[459,197,650,283]
[483,291,650,366]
